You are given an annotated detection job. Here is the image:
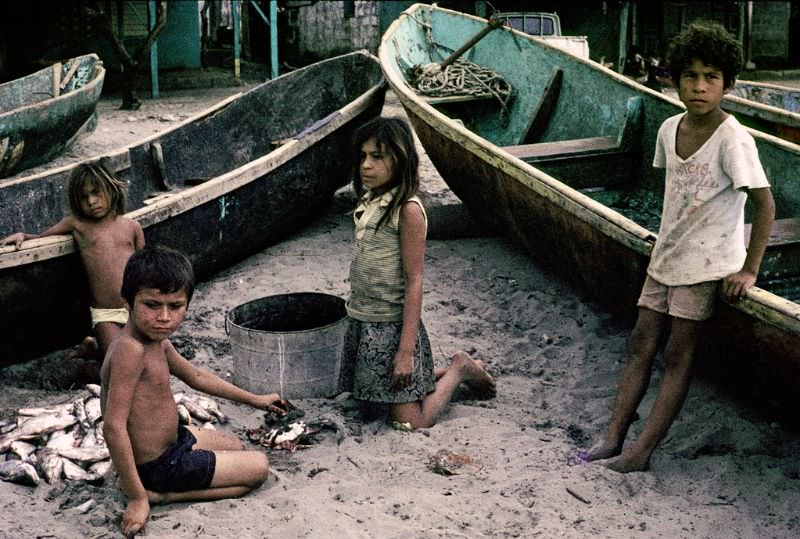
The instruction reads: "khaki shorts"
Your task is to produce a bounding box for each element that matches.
[636,276,719,321]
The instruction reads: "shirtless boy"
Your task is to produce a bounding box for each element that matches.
[101,245,285,537]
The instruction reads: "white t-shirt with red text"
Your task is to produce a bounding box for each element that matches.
[649,113,770,286]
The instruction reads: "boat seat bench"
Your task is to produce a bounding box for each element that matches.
[501,96,644,189]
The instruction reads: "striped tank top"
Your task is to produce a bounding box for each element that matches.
[346,188,427,322]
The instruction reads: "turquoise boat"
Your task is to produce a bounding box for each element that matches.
[725,80,800,144]
[380,4,800,423]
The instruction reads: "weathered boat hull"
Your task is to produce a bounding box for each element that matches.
[0,54,105,177]
[724,80,800,144]
[380,4,800,423]
[0,51,385,364]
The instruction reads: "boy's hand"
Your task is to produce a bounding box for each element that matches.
[0,233,25,250]
[392,351,414,389]
[253,393,287,414]
[122,496,149,537]
[722,270,757,301]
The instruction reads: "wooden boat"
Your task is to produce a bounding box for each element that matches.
[724,80,800,144]
[0,51,385,365]
[0,54,105,178]
[380,4,800,423]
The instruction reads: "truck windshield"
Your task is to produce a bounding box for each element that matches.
[502,15,555,36]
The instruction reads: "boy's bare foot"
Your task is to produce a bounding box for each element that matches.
[582,440,623,462]
[599,450,650,473]
[452,351,497,398]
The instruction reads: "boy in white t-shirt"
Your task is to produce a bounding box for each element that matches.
[586,22,775,472]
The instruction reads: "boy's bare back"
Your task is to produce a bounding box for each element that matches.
[100,328,181,464]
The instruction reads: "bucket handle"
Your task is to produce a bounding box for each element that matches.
[224,314,230,336]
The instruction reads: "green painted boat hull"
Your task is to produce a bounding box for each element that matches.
[380,3,800,424]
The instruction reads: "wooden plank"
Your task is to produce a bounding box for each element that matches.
[520,67,562,144]
[504,136,618,160]
[746,217,800,247]
[423,93,497,105]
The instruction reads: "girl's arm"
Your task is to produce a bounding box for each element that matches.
[1,217,75,249]
[393,201,426,389]
[166,341,285,412]
[132,219,145,250]
[722,187,775,300]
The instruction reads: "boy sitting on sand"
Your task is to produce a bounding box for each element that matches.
[101,245,286,536]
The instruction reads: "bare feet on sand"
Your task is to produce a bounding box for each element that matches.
[67,337,102,384]
[583,440,622,462]
[597,450,651,473]
[452,351,497,398]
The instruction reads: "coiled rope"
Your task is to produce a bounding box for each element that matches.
[405,10,514,123]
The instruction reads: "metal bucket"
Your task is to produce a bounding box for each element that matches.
[227,293,347,399]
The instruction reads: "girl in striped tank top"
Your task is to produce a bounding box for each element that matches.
[338,117,496,429]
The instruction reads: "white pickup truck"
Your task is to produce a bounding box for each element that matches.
[496,12,590,60]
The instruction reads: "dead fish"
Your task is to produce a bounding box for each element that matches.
[46,429,80,451]
[79,427,99,448]
[173,392,185,404]
[87,459,111,479]
[272,422,307,445]
[181,398,213,423]
[0,460,40,486]
[0,421,16,435]
[200,422,216,430]
[429,449,482,476]
[56,446,110,464]
[73,398,92,431]
[0,413,77,453]
[195,396,229,424]
[17,403,73,417]
[94,422,105,446]
[85,384,101,398]
[62,458,89,481]
[8,441,38,462]
[84,398,102,424]
[37,448,64,484]
[176,404,192,425]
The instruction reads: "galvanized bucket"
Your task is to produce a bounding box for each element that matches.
[226,293,347,399]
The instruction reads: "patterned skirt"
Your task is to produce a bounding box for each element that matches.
[338,317,435,403]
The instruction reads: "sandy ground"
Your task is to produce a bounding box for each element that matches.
[1,84,799,539]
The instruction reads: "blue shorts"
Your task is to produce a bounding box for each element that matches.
[136,425,216,493]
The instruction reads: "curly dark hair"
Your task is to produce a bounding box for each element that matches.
[666,21,743,88]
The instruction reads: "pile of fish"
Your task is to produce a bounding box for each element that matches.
[0,385,228,487]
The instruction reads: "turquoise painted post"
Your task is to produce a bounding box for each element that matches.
[270,0,278,79]
[233,0,241,81]
[149,0,160,98]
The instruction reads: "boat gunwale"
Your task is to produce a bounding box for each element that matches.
[0,51,384,270]
[381,3,800,333]
[0,54,105,122]
[723,94,800,129]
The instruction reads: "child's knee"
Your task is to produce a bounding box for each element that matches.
[251,451,270,485]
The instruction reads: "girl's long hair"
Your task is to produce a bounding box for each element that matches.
[67,161,128,219]
[351,117,420,230]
